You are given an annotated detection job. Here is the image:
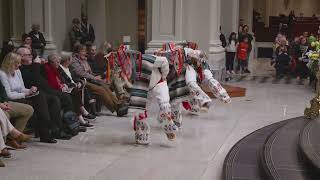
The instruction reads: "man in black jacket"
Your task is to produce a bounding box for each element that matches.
[29,24,46,56]
[17,47,72,142]
[81,15,95,44]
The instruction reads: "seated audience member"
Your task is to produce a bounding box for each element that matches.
[70,45,128,117]
[87,44,104,76]
[296,37,310,80]
[21,34,39,61]
[59,52,98,116]
[290,37,301,73]
[0,81,33,149]
[275,46,291,77]
[17,47,73,142]
[44,54,95,127]
[28,24,46,56]
[87,43,131,100]
[0,108,32,167]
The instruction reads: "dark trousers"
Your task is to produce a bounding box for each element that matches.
[14,91,61,139]
[237,59,247,71]
[226,52,236,71]
[70,88,83,114]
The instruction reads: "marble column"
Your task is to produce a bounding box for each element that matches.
[265,0,272,27]
[24,0,57,56]
[10,0,25,46]
[221,0,239,38]
[208,0,225,80]
[146,0,183,53]
[240,0,253,32]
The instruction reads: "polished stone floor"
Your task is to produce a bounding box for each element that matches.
[0,59,315,180]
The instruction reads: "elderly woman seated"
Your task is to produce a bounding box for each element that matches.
[44,54,95,127]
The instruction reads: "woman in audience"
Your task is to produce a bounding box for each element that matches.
[0,107,32,167]
[0,52,58,143]
[59,52,98,116]
[44,54,95,127]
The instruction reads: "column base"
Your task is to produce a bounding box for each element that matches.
[208,42,226,81]
[43,41,57,58]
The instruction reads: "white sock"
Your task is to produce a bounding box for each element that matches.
[78,115,87,124]
[80,106,89,116]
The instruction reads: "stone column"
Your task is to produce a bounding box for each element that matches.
[208,0,225,80]
[24,0,57,56]
[221,0,239,37]
[265,0,272,27]
[240,0,253,32]
[146,0,183,53]
[10,0,25,46]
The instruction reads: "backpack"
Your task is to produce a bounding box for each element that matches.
[63,111,80,135]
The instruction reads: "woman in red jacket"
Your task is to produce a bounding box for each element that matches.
[44,54,94,127]
[237,37,249,73]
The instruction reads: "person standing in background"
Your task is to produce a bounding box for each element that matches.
[81,14,95,44]
[28,24,46,57]
[225,32,238,75]
[238,25,253,73]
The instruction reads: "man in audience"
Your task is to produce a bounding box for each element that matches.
[17,47,71,142]
[70,45,128,117]
[28,24,46,56]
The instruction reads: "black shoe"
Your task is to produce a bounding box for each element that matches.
[83,114,96,120]
[78,126,87,132]
[40,138,57,144]
[116,103,129,117]
[244,69,251,73]
[54,131,72,140]
[80,122,94,128]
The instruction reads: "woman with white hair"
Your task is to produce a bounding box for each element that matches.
[45,53,95,128]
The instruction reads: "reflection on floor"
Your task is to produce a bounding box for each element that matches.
[0,59,315,180]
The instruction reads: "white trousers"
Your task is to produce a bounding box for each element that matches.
[0,109,14,150]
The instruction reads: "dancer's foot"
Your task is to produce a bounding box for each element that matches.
[162,119,178,141]
[134,114,150,145]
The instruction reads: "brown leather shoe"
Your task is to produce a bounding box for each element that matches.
[6,139,27,149]
[0,159,5,167]
[0,148,11,158]
[15,134,32,143]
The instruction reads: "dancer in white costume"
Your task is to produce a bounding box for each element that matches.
[130,54,178,145]
[182,44,231,114]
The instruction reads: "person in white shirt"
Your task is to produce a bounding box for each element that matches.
[226,32,238,74]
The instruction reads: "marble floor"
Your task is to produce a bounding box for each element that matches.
[0,59,315,180]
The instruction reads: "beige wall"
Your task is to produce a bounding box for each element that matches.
[107,0,138,49]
